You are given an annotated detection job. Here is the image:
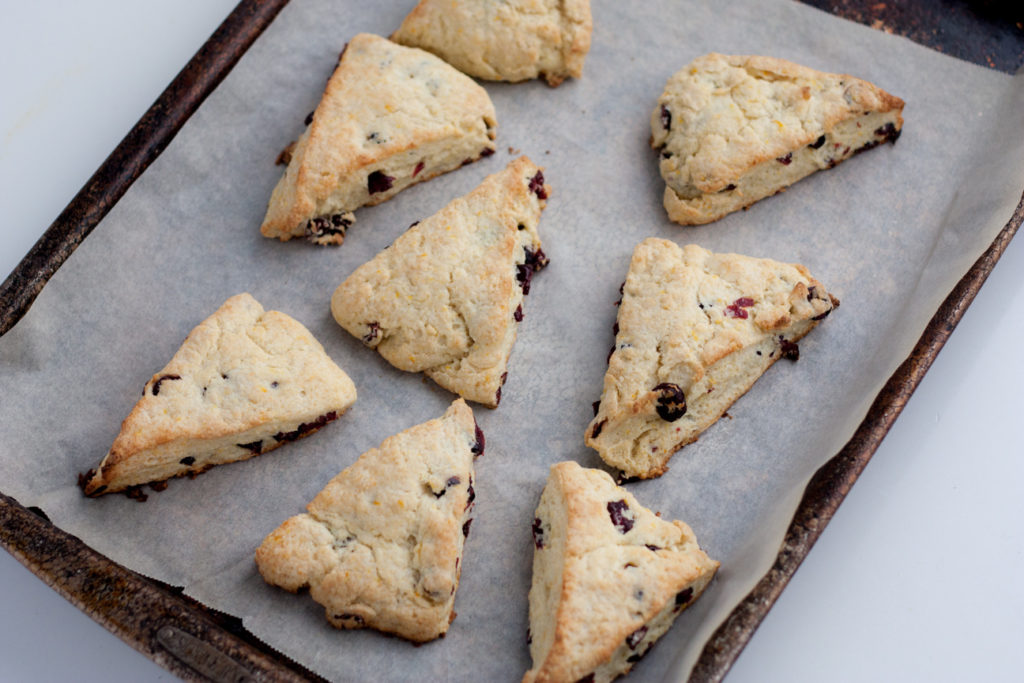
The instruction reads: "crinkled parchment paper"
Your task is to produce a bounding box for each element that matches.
[2,0,1023,680]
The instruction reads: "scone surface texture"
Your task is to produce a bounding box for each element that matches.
[331,156,550,407]
[651,53,904,225]
[255,399,481,643]
[261,33,497,244]
[586,239,838,479]
[524,461,718,683]
[82,293,357,496]
[392,0,592,86]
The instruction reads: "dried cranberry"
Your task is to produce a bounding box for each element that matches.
[471,423,485,457]
[660,104,672,130]
[809,135,827,149]
[526,629,532,644]
[777,152,793,165]
[720,183,737,193]
[653,383,687,421]
[151,374,181,396]
[626,625,648,650]
[528,170,548,200]
[779,337,800,361]
[514,305,523,322]
[592,400,601,416]
[675,587,694,608]
[362,321,381,345]
[237,440,263,454]
[875,122,901,143]
[516,247,547,295]
[179,457,195,466]
[306,213,351,242]
[480,147,495,157]
[645,544,660,552]
[607,499,634,534]
[273,411,338,442]
[590,418,607,440]
[462,519,473,537]
[413,160,425,177]
[576,676,595,683]
[304,111,315,126]
[532,518,545,548]
[367,170,394,194]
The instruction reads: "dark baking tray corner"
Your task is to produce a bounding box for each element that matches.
[1,1,1022,681]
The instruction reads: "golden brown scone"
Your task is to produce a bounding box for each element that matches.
[81,294,357,496]
[651,53,904,225]
[331,156,550,407]
[261,33,497,245]
[586,239,838,479]
[392,0,592,87]
[524,462,718,682]
[255,399,482,643]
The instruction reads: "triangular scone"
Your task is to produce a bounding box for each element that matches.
[255,399,482,643]
[261,33,498,245]
[586,240,838,479]
[392,0,592,87]
[331,156,550,407]
[524,461,718,682]
[651,53,904,225]
[81,294,357,497]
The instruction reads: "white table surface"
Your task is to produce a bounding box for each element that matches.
[2,2,1023,681]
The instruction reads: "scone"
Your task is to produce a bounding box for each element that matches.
[255,399,482,643]
[586,239,838,479]
[391,0,592,87]
[331,156,550,407]
[261,33,498,245]
[81,294,357,496]
[651,53,904,225]
[524,461,718,683]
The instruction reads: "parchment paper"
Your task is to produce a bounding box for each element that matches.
[2,0,1023,680]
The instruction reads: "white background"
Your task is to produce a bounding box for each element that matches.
[1,2,1022,681]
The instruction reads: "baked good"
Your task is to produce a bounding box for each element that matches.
[255,399,482,643]
[330,156,550,407]
[260,33,498,245]
[81,294,357,497]
[651,53,904,225]
[391,0,592,87]
[524,461,718,682]
[586,239,838,479]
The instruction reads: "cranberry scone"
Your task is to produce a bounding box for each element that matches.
[586,239,838,479]
[391,0,592,87]
[261,33,497,245]
[524,461,718,682]
[81,294,357,497]
[331,156,550,408]
[255,399,482,643]
[651,53,904,225]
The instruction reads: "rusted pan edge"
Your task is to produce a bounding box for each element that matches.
[0,0,291,338]
[689,190,1024,682]
[0,495,324,682]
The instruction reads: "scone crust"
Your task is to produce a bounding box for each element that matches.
[586,239,838,479]
[651,53,904,225]
[83,294,357,495]
[524,462,719,682]
[392,0,592,86]
[261,33,497,242]
[255,399,480,643]
[331,156,550,407]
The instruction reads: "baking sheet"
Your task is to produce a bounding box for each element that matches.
[2,0,1023,680]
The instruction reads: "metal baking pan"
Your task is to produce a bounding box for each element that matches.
[1,1,1022,680]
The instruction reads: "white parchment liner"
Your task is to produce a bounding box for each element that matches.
[2,1,1023,680]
